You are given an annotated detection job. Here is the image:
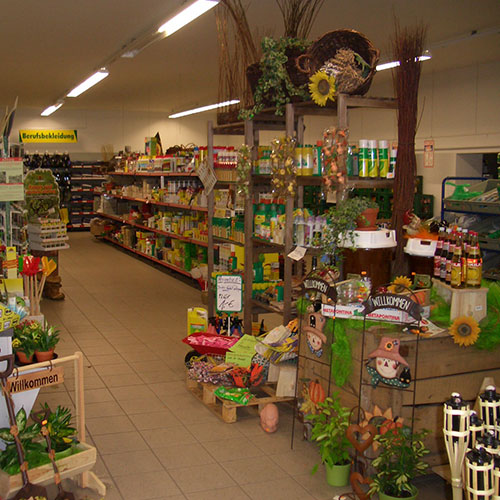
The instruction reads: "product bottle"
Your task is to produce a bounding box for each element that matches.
[295,145,303,176]
[368,140,378,178]
[360,271,372,294]
[433,228,444,279]
[388,147,397,179]
[358,140,369,177]
[466,231,482,288]
[314,141,323,176]
[229,252,237,271]
[450,233,463,288]
[294,211,306,247]
[378,140,389,178]
[303,145,313,176]
[440,228,451,281]
[254,203,266,238]
[445,231,456,285]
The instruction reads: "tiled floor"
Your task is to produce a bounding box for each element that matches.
[39,233,451,499]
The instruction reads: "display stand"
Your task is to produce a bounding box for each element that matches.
[357,289,423,429]
[291,271,337,446]
[0,352,106,499]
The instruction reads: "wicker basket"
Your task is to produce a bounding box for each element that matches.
[296,29,380,96]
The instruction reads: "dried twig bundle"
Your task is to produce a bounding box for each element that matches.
[276,0,325,40]
[391,19,427,273]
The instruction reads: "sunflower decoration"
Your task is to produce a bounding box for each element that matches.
[388,276,412,294]
[309,71,336,106]
[450,316,480,347]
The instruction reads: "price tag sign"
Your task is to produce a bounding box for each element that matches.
[216,275,243,313]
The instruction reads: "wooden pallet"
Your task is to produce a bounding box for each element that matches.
[186,377,295,423]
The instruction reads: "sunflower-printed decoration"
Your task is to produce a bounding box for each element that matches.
[450,316,480,347]
[388,276,412,294]
[309,71,336,106]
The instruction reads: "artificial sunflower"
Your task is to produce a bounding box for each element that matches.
[450,316,480,347]
[309,71,336,106]
[388,275,412,294]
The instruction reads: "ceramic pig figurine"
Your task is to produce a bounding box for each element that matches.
[260,403,279,433]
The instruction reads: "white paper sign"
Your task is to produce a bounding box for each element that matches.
[216,275,243,312]
[287,246,307,261]
[196,159,217,195]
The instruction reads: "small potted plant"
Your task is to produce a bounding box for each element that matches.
[306,392,352,487]
[34,324,60,362]
[369,426,430,500]
[38,404,78,457]
[323,196,379,261]
[12,321,39,364]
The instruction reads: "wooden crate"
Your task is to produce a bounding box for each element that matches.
[186,377,294,423]
[0,442,96,499]
[432,278,488,322]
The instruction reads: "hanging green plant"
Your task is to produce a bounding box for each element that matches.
[270,135,297,197]
[330,319,352,387]
[236,144,252,197]
[240,37,311,120]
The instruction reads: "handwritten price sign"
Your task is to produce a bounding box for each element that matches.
[216,275,243,313]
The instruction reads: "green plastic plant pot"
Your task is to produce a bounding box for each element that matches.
[379,485,418,500]
[325,462,350,487]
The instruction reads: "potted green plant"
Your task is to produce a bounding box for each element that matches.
[305,392,352,487]
[0,408,46,475]
[369,426,430,500]
[34,324,60,362]
[12,321,40,364]
[323,196,379,261]
[39,404,77,456]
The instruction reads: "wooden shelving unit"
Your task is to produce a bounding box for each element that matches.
[207,94,397,333]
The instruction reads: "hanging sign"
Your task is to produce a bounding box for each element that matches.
[301,277,337,302]
[196,158,217,195]
[423,140,434,168]
[0,159,24,201]
[19,129,78,143]
[363,293,422,321]
[216,275,243,313]
[24,168,60,222]
[7,366,64,393]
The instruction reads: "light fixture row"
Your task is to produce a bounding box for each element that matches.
[40,0,220,116]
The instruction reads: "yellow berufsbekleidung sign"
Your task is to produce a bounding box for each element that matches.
[19,129,78,143]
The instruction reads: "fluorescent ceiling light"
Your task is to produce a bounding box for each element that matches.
[67,69,109,97]
[158,0,219,36]
[169,99,240,119]
[376,52,432,71]
[41,102,64,116]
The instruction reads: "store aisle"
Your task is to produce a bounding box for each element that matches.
[40,233,450,500]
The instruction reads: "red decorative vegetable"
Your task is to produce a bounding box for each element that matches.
[308,379,326,404]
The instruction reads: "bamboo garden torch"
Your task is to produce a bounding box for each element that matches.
[444,392,470,500]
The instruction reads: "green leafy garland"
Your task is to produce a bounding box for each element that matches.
[239,37,310,120]
[236,144,252,197]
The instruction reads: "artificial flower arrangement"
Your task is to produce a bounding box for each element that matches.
[12,320,60,364]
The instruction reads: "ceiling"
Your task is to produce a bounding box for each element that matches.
[1,0,499,115]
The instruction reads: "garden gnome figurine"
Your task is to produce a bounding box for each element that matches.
[260,403,279,433]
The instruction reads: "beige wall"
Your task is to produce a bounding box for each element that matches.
[12,60,500,214]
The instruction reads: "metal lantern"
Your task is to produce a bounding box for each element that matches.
[493,455,500,500]
[479,385,500,433]
[465,446,494,500]
[477,430,500,457]
[444,392,471,500]
[470,411,485,450]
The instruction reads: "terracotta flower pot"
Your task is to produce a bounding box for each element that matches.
[35,349,55,362]
[356,207,379,231]
[16,351,34,364]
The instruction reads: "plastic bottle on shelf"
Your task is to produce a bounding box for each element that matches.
[303,145,313,176]
[445,231,456,285]
[358,140,369,177]
[314,141,323,176]
[295,145,303,176]
[388,147,397,179]
[368,140,378,178]
[378,141,389,178]
[450,232,464,288]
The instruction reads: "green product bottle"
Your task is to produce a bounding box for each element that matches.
[359,140,369,177]
[368,140,378,177]
[378,140,389,178]
[388,147,397,179]
[254,203,266,238]
[346,145,354,177]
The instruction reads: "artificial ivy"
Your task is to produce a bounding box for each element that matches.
[239,37,310,120]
